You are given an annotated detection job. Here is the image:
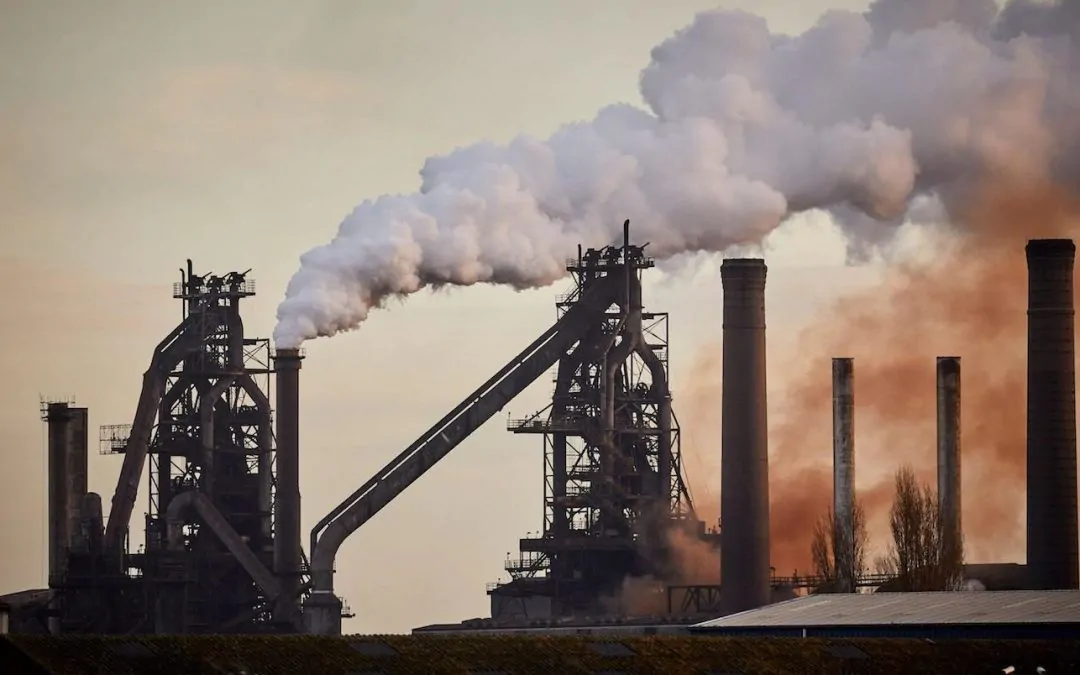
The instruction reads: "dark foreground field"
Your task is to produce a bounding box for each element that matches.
[3,634,1076,674]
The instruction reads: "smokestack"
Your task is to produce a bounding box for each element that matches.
[719,258,770,613]
[45,403,89,588]
[832,358,855,593]
[1025,239,1079,590]
[936,356,962,564]
[274,348,303,619]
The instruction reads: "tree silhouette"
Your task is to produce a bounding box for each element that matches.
[875,465,964,591]
[810,499,868,593]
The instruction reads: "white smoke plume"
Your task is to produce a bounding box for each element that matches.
[274,0,1080,348]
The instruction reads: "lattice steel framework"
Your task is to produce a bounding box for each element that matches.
[143,267,275,631]
[59,262,292,634]
[499,238,701,617]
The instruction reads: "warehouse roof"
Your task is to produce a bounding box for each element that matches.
[693,589,1080,630]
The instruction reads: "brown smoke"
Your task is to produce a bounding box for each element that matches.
[679,347,723,531]
[685,178,1080,575]
[664,348,724,591]
[602,527,723,617]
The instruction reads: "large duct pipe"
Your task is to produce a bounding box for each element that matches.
[199,376,236,499]
[72,492,104,555]
[936,356,962,565]
[160,490,284,633]
[1026,239,1079,590]
[719,258,771,613]
[274,348,304,620]
[832,358,855,593]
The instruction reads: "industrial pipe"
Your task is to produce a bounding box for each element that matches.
[226,307,245,370]
[160,490,284,632]
[73,492,103,554]
[601,324,637,511]
[719,258,771,613]
[105,307,227,553]
[635,339,672,503]
[1025,239,1079,590]
[199,377,235,499]
[238,375,275,550]
[832,357,855,593]
[936,356,962,564]
[164,491,282,598]
[274,348,304,620]
[305,275,622,635]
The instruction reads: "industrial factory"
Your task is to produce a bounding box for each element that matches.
[2,229,1079,638]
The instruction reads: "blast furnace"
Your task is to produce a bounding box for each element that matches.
[34,262,320,634]
[491,227,708,619]
[304,222,717,634]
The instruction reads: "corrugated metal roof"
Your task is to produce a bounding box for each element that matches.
[692,590,1080,629]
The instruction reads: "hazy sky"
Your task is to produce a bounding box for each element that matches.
[0,0,881,633]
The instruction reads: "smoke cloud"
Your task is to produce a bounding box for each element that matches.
[274,0,1080,348]
[739,180,1078,575]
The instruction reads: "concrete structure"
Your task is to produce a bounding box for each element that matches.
[1025,239,1079,590]
[274,348,304,622]
[692,589,1080,640]
[936,356,962,561]
[0,590,52,636]
[43,402,88,587]
[719,258,771,614]
[831,357,855,593]
[962,563,1028,591]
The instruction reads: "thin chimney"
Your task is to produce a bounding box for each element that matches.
[936,356,962,564]
[274,348,304,620]
[832,357,855,593]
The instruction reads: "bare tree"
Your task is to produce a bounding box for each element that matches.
[810,512,835,586]
[810,500,869,593]
[876,465,964,591]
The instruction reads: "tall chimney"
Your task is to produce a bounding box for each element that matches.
[720,258,771,613]
[832,358,855,593]
[936,356,962,564]
[1025,239,1079,590]
[274,348,304,619]
[45,403,89,588]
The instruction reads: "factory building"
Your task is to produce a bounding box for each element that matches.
[2,231,1079,637]
[691,589,1080,640]
[304,223,727,635]
[5,263,312,635]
